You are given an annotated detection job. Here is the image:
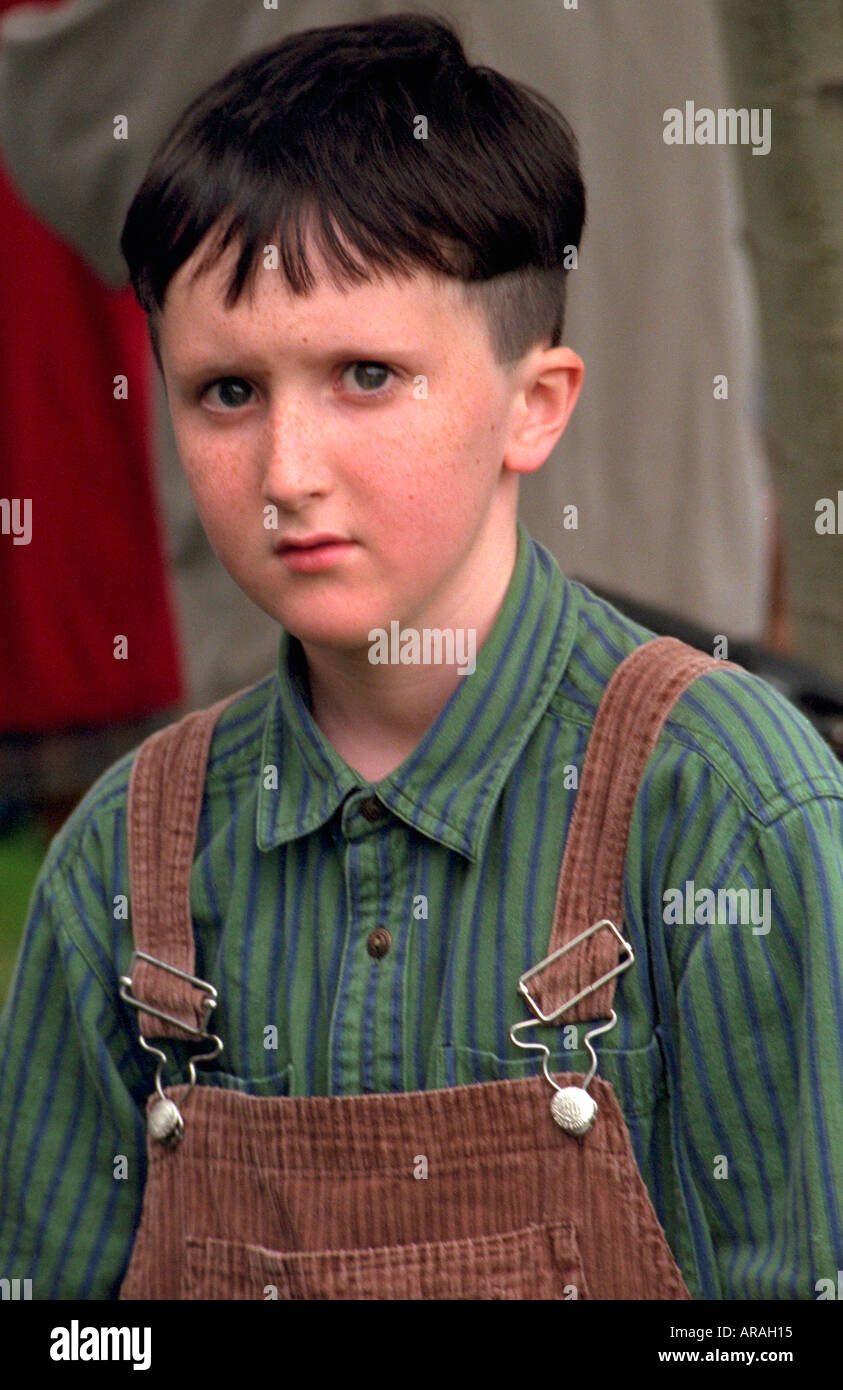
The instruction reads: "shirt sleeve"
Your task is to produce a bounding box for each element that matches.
[669,791,843,1299]
[0,863,148,1300]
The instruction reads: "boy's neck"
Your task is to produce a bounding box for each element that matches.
[300,538,518,784]
[306,660,474,783]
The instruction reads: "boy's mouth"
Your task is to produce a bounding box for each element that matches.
[277,533,351,551]
[275,534,357,572]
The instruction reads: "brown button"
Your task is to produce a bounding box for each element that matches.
[366,927,392,960]
[359,796,386,822]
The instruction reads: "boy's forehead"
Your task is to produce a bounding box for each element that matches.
[159,227,483,362]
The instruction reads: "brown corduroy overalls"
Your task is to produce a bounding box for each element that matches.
[118,636,731,1300]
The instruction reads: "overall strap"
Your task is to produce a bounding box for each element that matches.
[125,688,248,1040]
[525,636,741,1024]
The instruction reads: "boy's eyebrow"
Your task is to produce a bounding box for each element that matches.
[167,344,423,383]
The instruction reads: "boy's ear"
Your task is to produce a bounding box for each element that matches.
[502,346,584,476]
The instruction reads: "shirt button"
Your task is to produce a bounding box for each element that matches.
[359,796,386,822]
[366,927,392,960]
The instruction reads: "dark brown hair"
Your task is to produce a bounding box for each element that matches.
[120,12,586,369]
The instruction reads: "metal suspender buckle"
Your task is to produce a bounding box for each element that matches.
[516,917,634,1025]
[510,919,635,1137]
[119,950,224,1147]
[119,948,219,1035]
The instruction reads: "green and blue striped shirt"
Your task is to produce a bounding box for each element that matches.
[1,520,842,1300]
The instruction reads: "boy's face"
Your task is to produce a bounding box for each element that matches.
[158,228,581,656]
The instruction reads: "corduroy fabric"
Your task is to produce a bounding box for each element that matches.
[530,638,742,1021]
[118,638,712,1300]
[121,1075,689,1299]
[125,690,250,1039]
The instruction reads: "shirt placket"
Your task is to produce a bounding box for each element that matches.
[329,791,400,1094]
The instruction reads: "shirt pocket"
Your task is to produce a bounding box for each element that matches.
[433,1033,667,1120]
[182,1222,587,1299]
[196,1062,295,1098]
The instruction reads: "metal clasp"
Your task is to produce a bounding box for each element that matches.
[119,950,223,1144]
[509,918,635,1097]
[517,917,634,1025]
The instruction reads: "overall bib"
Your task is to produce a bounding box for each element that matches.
[119,636,729,1299]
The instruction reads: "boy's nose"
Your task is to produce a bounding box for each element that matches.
[260,400,331,504]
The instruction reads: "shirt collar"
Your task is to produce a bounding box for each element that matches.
[256,518,579,861]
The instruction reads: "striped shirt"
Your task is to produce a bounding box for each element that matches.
[1,519,842,1301]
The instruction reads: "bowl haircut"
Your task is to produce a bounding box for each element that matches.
[120,11,587,373]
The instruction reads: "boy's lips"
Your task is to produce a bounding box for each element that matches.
[274,533,357,572]
[276,532,351,551]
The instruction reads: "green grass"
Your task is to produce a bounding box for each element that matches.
[0,820,49,1010]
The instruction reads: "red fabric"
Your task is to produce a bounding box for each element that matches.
[0,0,184,731]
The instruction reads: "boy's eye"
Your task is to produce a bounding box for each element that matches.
[199,362,395,409]
[201,377,253,409]
[340,362,394,395]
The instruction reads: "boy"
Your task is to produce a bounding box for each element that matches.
[1,13,842,1300]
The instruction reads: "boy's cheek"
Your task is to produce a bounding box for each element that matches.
[175,469,259,551]
[177,446,253,504]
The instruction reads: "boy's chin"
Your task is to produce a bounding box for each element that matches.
[245,579,431,655]
[253,597,383,654]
